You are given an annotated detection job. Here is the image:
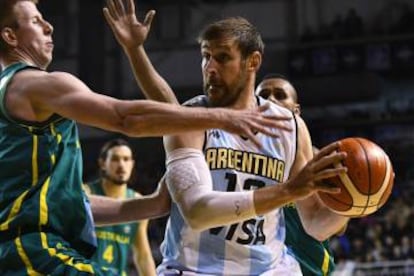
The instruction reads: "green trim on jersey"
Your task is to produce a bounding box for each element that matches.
[0,63,28,122]
[0,63,96,261]
[89,180,139,276]
[284,204,336,276]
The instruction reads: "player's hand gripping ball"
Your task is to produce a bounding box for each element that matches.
[318,137,394,217]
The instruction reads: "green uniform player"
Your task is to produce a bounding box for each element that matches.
[0,63,101,275]
[86,138,156,276]
[89,180,139,276]
[285,204,335,276]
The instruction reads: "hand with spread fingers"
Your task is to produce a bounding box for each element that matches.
[285,142,347,200]
[221,104,292,148]
[103,0,155,50]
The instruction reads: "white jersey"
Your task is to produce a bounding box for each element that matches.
[158,96,299,275]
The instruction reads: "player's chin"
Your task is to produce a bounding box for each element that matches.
[207,90,221,100]
[208,97,224,107]
[114,177,128,185]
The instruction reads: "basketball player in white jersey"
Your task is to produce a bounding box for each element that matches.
[103,0,349,274]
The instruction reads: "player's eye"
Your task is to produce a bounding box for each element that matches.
[216,53,230,63]
[258,89,270,99]
[274,90,287,100]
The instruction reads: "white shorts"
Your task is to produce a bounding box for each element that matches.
[260,251,302,276]
[157,253,302,276]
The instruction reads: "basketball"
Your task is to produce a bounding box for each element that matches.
[318,137,394,217]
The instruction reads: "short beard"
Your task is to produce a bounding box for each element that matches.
[203,65,248,107]
[101,171,128,186]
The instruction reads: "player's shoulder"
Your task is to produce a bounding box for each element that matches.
[84,179,100,195]
[182,94,209,107]
[10,67,48,85]
[257,96,294,118]
[12,69,77,94]
[82,183,92,195]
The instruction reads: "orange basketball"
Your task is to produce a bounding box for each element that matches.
[318,137,394,217]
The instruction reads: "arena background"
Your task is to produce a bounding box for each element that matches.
[39,0,414,274]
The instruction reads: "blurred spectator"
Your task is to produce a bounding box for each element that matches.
[330,14,345,39]
[343,8,364,38]
[300,25,316,42]
[317,23,333,41]
[371,1,408,35]
[299,2,414,43]
[394,3,414,34]
[331,187,414,265]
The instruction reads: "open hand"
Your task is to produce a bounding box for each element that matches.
[103,0,155,50]
[220,103,293,148]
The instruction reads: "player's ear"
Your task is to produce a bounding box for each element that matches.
[294,104,301,115]
[248,51,262,72]
[1,27,18,48]
[98,158,105,170]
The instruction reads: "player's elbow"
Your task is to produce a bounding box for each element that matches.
[182,208,208,231]
[178,200,211,232]
[157,199,171,218]
[112,117,153,137]
[107,106,155,137]
[185,216,205,231]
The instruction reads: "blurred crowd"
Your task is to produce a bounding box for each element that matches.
[300,2,414,43]
[331,181,414,263]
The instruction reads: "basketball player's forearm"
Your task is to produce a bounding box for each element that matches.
[180,186,299,231]
[167,148,306,231]
[296,197,350,241]
[253,183,299,215]
[167,148,259,231]
[177,190,256,231]
[135,257,157,276]
[133,225,157,276]
[313,211,349,240]
[134,255,156,276]
[90,195,169,226]
[305,214,349,241]
[124,46,178,104]
[120,102,229,137]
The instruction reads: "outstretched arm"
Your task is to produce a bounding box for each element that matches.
[132,218,156,276]
[12,69,290,141]
[90,176,170,226]
[165,139,347,232]
[104,0,177,104]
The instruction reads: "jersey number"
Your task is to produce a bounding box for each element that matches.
[209,172,266,245]
[103,245,114,264]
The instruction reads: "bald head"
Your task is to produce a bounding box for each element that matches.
[255,76,300,114]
